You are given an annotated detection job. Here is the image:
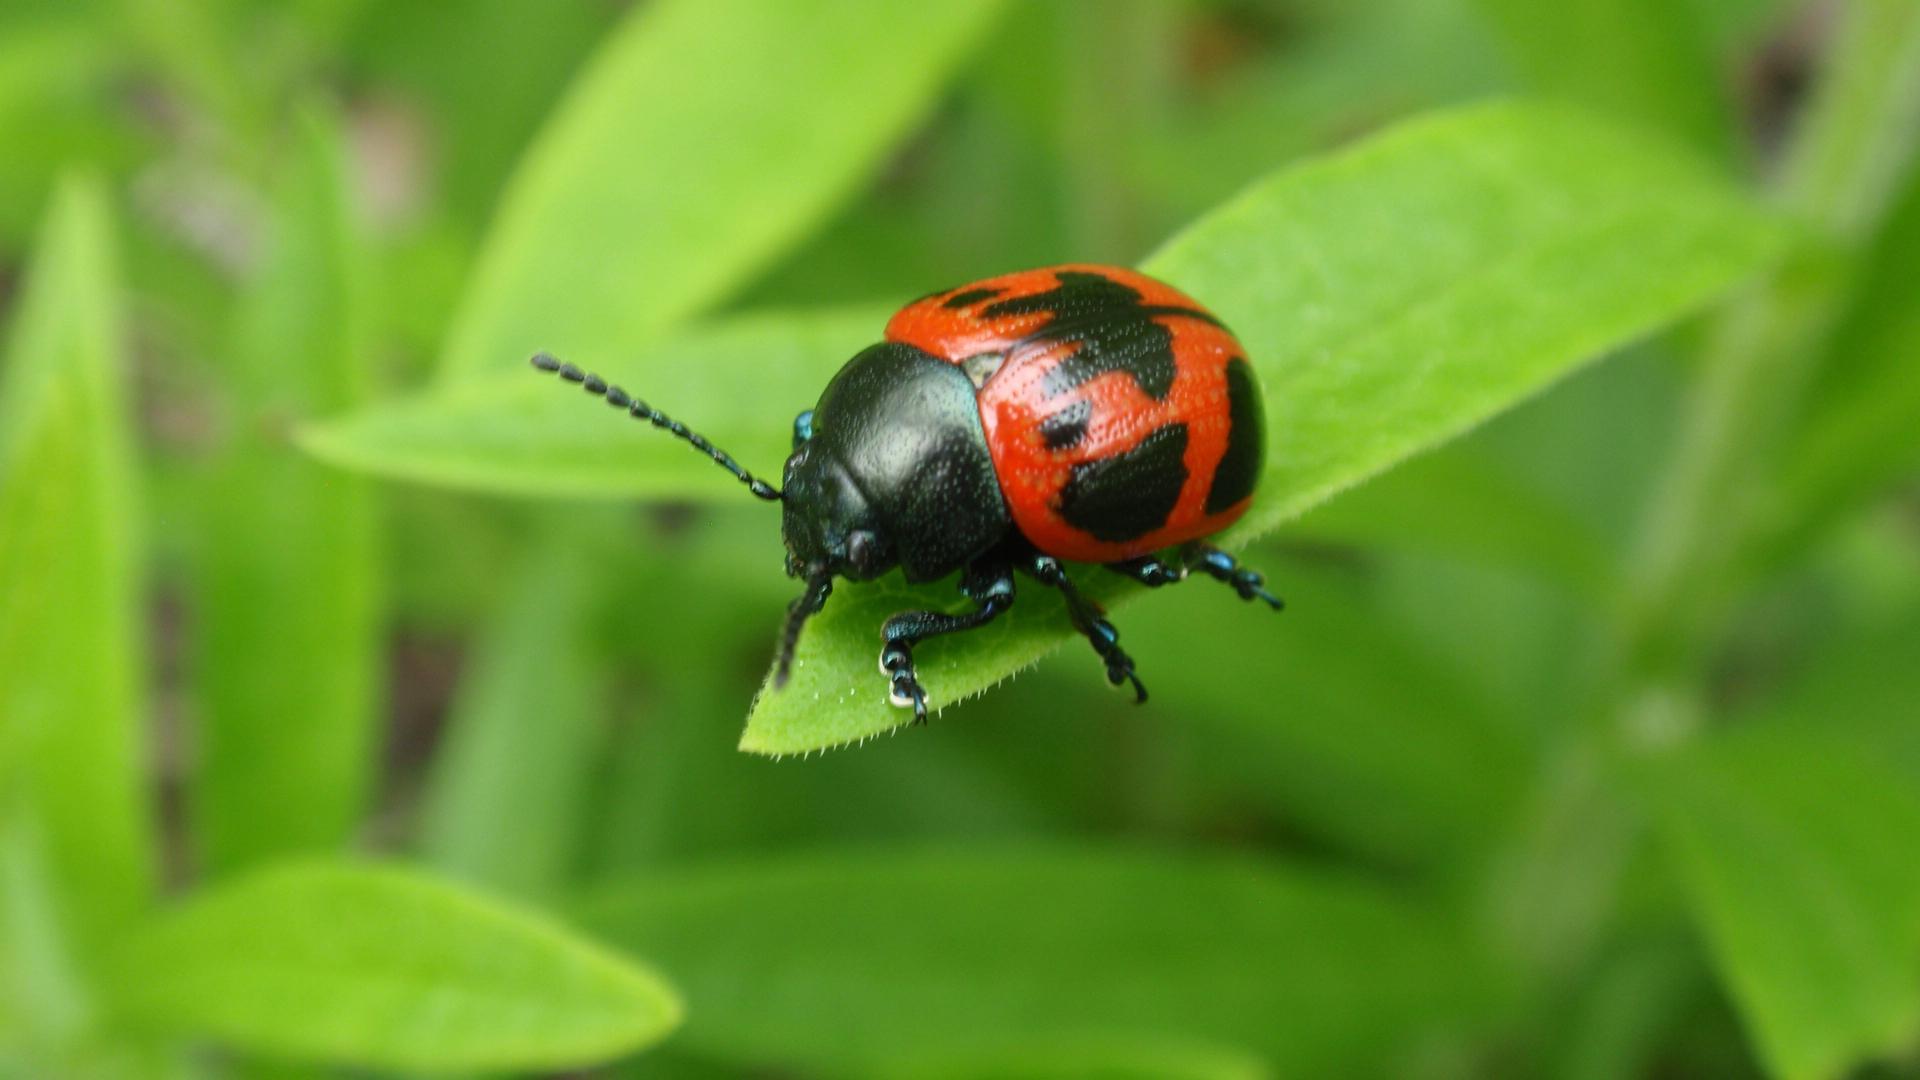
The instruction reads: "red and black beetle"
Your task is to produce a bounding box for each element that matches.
[533,264,1280,720]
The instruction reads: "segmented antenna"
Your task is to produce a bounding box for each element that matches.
[530,352,781,501]
[773,567,834,687]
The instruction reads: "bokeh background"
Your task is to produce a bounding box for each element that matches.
[3,0,1919,1077]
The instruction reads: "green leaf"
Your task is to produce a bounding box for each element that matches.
[0,175,150,966]
[1287,443,1616,603]
[192,112,383,874]
[880,1033,1271,1080]
[106,860,682,1072]
[439,0,1006,380]
[1472,0,1736,157]
[576,847,1497,1076]
[301,306,883,498]
[746,101,1784,753]
[418,521,609,898]
[1771,162,1920,560]
[1649,729,1920,1079]
[1118,564,1528,869]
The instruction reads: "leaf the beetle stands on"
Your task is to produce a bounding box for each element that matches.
[748,101,1783,753]
[105,861,683,1072]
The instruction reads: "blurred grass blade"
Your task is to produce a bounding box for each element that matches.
[0,175,150,964]
[301,306,883,497]
[107,860,682,1071]
[193,112,382,874]
[440,0,1006,380]
[1472,0,1735,157]
[1648,729,1920,1080]
[418,524,608,898]
[577,847,1497,1076]
[745,101,1785,753]
[1771,165,1920,560]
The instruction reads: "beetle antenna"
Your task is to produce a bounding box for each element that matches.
[772,566,834,688]
[530,352,782,501]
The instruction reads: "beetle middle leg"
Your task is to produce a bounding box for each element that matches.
[880,556,1014,723]
[1023,554,1147,703]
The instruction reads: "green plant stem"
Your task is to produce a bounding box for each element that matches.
[1617,0,1920,719]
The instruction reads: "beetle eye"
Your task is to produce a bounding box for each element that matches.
[846,529,876,571]
[791,409,815,449]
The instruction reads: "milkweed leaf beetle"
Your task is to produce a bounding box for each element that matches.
[533,264,1281,722]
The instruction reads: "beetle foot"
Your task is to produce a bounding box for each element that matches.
[880,641,929,723]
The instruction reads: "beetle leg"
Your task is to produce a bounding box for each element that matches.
[1024,554,1147,704]
[1104,553,1186,587]
[879,557,1015,724]
[1179,543,1284,610]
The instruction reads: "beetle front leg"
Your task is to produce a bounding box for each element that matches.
[1024,554,1147,703]
[879,557,1015,723]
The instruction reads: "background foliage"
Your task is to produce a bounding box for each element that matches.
[1,1,1918,1077]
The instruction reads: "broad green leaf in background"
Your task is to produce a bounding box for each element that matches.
[1650,729,1920,1080]
[193,112,383,875]
[302,307,883,498]
[0,176,150,972]
[882,1033,1271,1080]
[419,526,608,898]
[439,0,1007,381]
[577,847,1497,1076]
[1119,565,1528,870]
[748,101,1785,753]
[1472,0,1735,158]
[107,861,682,1071]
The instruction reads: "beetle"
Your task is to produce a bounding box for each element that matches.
[533,264,1280,721]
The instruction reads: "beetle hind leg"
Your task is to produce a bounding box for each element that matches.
[1108,545,1283,611]
[1025,554,1147,703]
[1183,543,1284,610]
[878,557,1015,723]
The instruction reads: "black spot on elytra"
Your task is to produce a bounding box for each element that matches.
[1037,399,1091,450]
[981,271,1221,402]
[1058,422,1189,542]
[942,287,1003,309]
[1205,358,1263,514]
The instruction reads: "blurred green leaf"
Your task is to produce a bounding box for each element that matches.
[578,847,1497,1076]
[1772,163,1920,561]
[881,1033,1271,1080]
[1472,0,1735,157]
[1121,563,1528,869]
[302,306,882,497]
[749,101,1785,753]
[1650,729,1920,1080]
[418,522,608,898]
[1289,444,1616,603]
[107,860,682,1071]
[192,112,382,875]
[439,0,1007,380]
[1748,611,1920,784]
[0,176,150,968]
